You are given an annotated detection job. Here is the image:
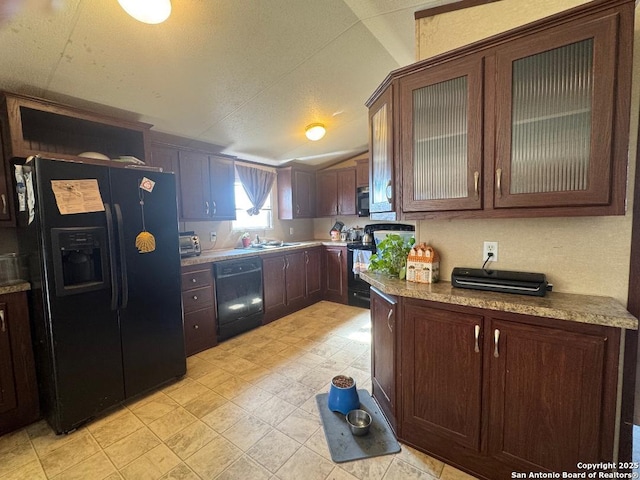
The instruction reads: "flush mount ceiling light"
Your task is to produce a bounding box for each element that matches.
[305,123,326,141]
[118,0,172,24]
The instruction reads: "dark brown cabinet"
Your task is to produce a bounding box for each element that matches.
[0,91,152,225]
[396,298,620,478]
[263,247,323,323]
[181,265,217,356]
[370,287,399,433]
[355,158,369,188]
[178,152,236,221]
[368,1,633,219]
[0,291,39,435]
[367,86,396,219]
[486,317,609,473]
[401,300,483,451]
[316,168,357,217]
[305,248,322,301]
[323,246,347,304]
[277,165,315,219]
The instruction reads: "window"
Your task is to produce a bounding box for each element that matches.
[232,177,273,231]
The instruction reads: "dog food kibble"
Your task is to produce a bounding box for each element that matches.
[332,375,354,388]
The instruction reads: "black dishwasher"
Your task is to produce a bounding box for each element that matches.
[214,257,264,341]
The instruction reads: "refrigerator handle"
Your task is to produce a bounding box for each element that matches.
[104,203,119,311]
[114,204,129,309]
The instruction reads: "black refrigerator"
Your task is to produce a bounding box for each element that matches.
[18,157,186,434]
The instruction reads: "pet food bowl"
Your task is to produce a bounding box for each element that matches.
[346,409,372,436]
[327,375,359,415]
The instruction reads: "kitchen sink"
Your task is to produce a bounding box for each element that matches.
[238,241,301,250]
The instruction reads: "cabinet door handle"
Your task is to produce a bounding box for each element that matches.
[212,200,217,215]
[194,324,199,329]
[305,252,309,264]
[285,258,289,268]
[474,171,479,198]
[1,194,6,215]
[191,278,197,283]
[282,258,287,271]
[0,310,5,333]
[387,309,393,332]
[338,250,342,258]
[474,324,480,353]
[205,201,210,216]
[192,295,198,300]
[493,329,500,357]
[385,180,392,202]
[496,169,502,198]
[296,204,300,215]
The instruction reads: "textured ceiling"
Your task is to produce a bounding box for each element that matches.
[0,0,456,166]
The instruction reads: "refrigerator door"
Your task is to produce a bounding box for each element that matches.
[109,168,186,398]
[29,158,125,433]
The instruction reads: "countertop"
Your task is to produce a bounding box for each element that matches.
[181,240,347,267]
[0,282,31,294]
[360,271,638,330]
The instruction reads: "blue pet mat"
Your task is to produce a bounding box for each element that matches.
[315,389,401,463]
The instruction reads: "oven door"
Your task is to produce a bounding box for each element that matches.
[347,246,374,308]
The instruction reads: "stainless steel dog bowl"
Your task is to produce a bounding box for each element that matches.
[346,409,371,436]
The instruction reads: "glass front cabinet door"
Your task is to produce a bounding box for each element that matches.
[493,13,619,210]
[368,86,395,216]
[400,55,484,213]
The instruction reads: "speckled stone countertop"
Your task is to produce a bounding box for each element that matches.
[360,271,638,330]
[181,240,345,267]
[0,282,31,294]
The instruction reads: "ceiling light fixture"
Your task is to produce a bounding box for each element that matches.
[118,0,172,24]
[305,123,326,141]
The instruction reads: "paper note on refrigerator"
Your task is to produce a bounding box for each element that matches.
[51,179,105,215]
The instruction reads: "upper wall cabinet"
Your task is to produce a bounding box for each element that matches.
[277,165,316,219]
[1,92,150,163]
[316,167,357,217]
[0,92,152,225]
[367,1,633,220]
[150,142,236,221]
[368,86,396,220]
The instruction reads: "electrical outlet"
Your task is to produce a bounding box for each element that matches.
[210,231,217,242]
[483,241,498,262]
[289,227,294,235]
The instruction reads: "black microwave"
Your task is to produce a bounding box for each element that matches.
[357,187,369,217]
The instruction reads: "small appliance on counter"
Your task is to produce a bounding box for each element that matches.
[330,221,345,241]
[451,267,550,297]
[179,231,201,257]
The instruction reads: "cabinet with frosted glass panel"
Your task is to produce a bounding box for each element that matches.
[375,1,633,219]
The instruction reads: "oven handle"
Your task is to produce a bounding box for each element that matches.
[350,291,371,302]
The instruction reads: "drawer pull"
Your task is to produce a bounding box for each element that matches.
[474,324,480,353]
[0,310,4,333]
[192,295,198,300]
[194,324,199,329]
[387,309,393,332]
[191,278,197,283]
[493,329,500,357]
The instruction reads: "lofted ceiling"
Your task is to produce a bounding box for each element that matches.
[0,0,457,167]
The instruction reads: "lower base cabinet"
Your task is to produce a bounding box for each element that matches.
[323,246,347,304]
[0,291,39,435]
[263,247,323,324]
[181,265,217,356]
[370,287,399,433]
[376,298,620,479]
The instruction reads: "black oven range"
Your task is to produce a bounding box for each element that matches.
[347,223,415,309]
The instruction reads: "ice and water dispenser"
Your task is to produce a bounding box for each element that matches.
[51,227,109,296]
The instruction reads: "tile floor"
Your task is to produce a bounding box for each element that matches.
[0,301,478,480]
